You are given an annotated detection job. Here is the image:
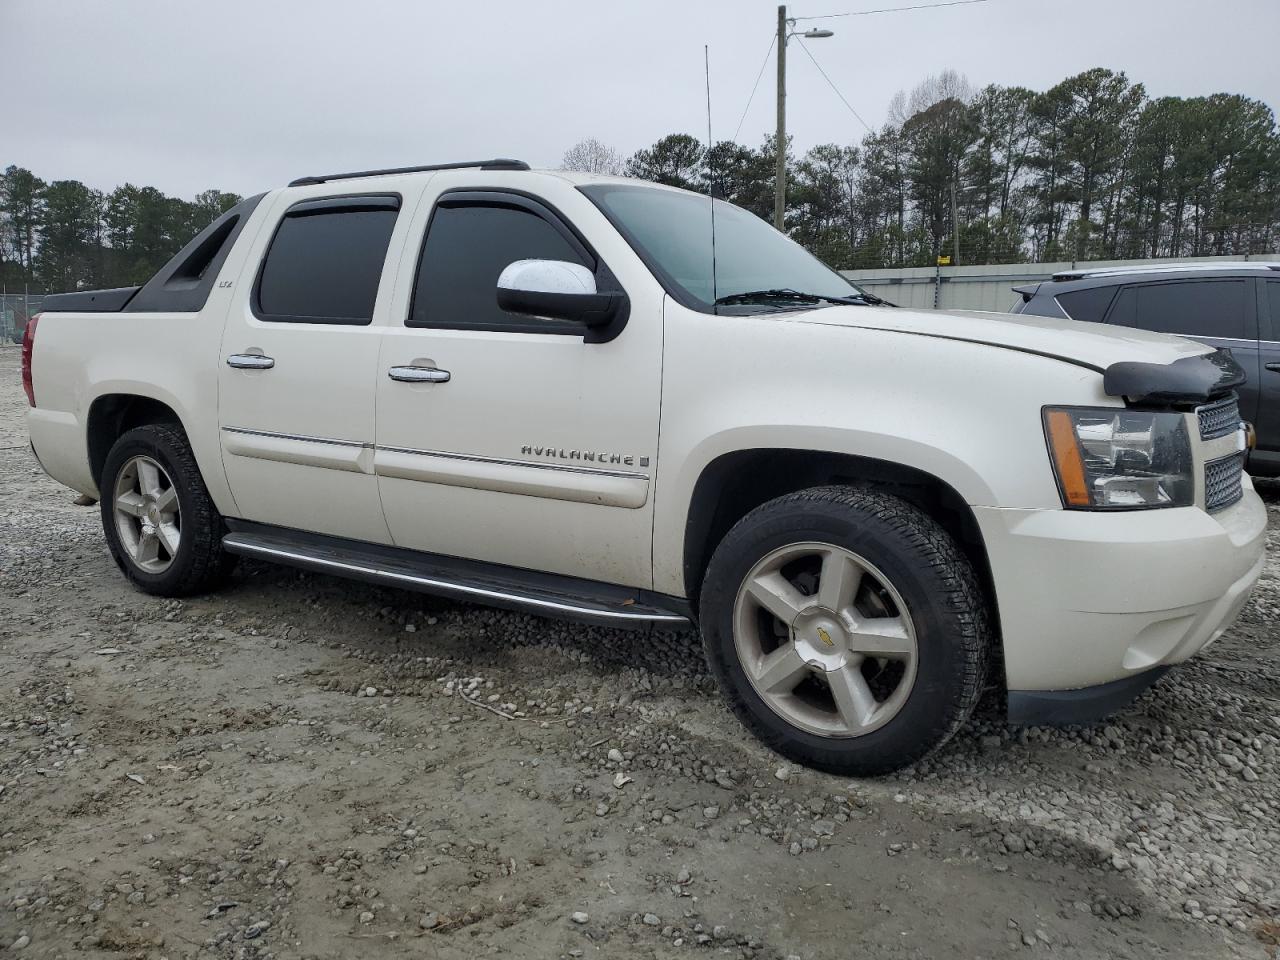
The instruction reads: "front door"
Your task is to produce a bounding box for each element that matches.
[373,177,664,588]
[218,190,414,543]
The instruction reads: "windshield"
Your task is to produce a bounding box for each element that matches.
[580,183,866,313]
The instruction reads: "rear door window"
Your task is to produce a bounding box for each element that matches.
[255,195,400,325]
[1104,279,1250,340]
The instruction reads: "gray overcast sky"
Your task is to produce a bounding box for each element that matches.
[3,0,1278,199]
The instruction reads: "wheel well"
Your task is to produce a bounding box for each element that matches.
[683,449,1000,637]
[87,395,185,488]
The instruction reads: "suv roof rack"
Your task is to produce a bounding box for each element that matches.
[1051,261,1280,282]
[288,158,530,188]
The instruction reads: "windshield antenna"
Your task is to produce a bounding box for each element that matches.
[704,44,719,312]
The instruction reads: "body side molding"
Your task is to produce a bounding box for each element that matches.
[374,445,648,507]
[221,426,371,473]
[220,427,650,506]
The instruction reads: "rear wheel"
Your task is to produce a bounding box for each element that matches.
[699,485,989,776]
[100,424,236,596]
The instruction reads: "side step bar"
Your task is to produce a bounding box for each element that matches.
[221,522,693,630]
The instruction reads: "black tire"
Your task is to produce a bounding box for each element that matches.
[699,484,989,776]
[99,424,237,597]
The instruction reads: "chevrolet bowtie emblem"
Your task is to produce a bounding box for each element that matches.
[816,626,834,647]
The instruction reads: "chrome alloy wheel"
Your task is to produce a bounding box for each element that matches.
[112,455,181,574]
[732,542,918,738]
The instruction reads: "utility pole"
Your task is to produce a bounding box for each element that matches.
[951,181,960,265]
[771,9,832,231]
[774,4,787,231]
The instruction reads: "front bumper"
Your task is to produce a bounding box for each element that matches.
[1008,665,1170,726]
[975,481,1267,700]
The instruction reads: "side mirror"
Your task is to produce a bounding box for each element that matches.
[496,259,627,329]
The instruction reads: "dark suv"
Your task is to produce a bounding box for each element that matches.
[1012,263,1280,477]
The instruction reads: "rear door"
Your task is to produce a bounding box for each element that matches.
[1103,278,1261,426]
[1256,278,1280,460]
[217,189,416,543]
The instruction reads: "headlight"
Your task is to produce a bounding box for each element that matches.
[1043,407,1193,509]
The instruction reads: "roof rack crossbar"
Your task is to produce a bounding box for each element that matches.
[288,158,530,187]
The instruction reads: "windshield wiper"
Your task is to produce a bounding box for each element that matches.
[714,288,891,308]
[714,288,822,306]
[820,291,893,306]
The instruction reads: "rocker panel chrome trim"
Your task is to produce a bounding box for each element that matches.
[221,533,689,627]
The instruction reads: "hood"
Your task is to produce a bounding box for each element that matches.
[791,305,1211,371]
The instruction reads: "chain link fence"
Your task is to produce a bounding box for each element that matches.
[0,293,46,344]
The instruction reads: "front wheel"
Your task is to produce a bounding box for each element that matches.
[699,485,990,776]
[100,424,236,596]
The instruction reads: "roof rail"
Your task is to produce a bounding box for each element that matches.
[288,158,530,188]
[1051,261,1280,282]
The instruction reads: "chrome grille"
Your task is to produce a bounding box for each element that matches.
[1204,453,1244,511]
[1197,396,1241,441]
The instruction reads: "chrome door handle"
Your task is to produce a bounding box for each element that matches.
[388,365,450,383]
[1266,363,1280,373]
[227,354,275,370]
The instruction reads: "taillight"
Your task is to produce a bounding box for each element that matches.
[21,314,40,406]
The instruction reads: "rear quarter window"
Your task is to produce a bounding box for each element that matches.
[1055,286,1117,324]
[1011,291,1066,319]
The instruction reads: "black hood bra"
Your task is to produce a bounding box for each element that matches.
[1103,348,1246,405]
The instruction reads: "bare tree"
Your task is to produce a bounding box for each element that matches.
[888,70,974,128]
[560,138,625,176]
[908,69,974,115]
[886,90,910,129]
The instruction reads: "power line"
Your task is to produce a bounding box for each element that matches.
[794,0,990,20]
[792,36,875,135]
[732,33,777,144]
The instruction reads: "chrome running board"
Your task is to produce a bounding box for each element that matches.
[222,521,692,630]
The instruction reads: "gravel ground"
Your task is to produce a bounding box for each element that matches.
[1,344,1277,960]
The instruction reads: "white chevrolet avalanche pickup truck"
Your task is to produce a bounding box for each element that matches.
[23,158,1268,775]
